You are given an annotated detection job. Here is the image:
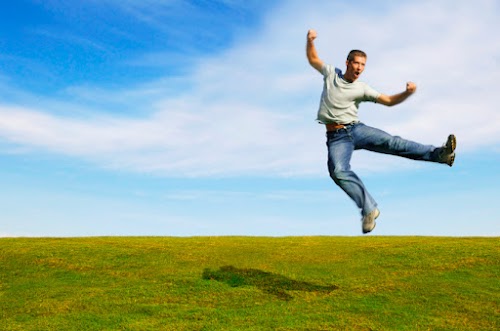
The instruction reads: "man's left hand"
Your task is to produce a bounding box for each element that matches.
[406,82,417,94]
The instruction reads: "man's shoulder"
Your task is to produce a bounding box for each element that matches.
[322,64,342,76]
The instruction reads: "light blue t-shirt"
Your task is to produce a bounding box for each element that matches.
[316,64,381,125]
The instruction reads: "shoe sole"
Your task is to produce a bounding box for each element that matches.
[447,135,456,167]
[447,134,456,153]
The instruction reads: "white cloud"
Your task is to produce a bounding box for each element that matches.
[0,0,498,177]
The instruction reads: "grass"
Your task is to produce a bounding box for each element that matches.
[0,236,498,330]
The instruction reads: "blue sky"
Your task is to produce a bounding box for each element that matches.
[0,0,499,237]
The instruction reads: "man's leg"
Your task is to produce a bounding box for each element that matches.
[326,130,377,217]
[351,123,454,164]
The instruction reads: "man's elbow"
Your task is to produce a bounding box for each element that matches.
[308,60,318,69]
[377,95,393,106]
[308,59,323,72]
[379,94,404,107]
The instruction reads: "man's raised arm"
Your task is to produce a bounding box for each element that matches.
[306,29,323,73]
[377,82,417,107]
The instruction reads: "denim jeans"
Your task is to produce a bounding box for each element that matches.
[326,122,441,216]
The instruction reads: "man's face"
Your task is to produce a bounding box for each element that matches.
[345,55,366,82]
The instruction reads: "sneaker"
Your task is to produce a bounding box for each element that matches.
[438,134,456,167]
[362,208,380,234]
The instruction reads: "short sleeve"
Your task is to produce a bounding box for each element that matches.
[363,84,381,103]
[321,63,335,77]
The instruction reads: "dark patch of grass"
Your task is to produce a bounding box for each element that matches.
[202,265,338,300]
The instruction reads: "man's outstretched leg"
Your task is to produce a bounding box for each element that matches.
[352,123,457,166]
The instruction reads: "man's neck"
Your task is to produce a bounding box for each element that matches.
[343,73,356,83]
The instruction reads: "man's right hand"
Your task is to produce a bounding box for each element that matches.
[307,29,317,42]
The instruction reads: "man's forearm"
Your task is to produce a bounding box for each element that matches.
[387,91,412,106]
[306,39,318,63]
[306,29,323,72]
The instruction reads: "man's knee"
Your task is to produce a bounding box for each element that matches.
[387,135,406,150]
[329,168,351,185]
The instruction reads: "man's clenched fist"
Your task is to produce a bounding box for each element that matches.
[307,29,317,42]
[406,82,417,94]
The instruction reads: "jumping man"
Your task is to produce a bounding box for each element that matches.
[306,29,456,234]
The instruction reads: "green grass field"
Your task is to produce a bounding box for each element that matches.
[0,236,498,330]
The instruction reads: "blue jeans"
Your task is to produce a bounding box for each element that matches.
[326,122,441,216]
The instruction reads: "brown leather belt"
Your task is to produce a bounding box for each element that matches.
[326,123,347,132]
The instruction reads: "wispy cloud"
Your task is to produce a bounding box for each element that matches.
[0,0,498,177]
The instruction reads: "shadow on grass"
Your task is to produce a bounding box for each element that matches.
[202,265,338,301]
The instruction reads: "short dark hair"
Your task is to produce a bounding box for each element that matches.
[347,50,367,62]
